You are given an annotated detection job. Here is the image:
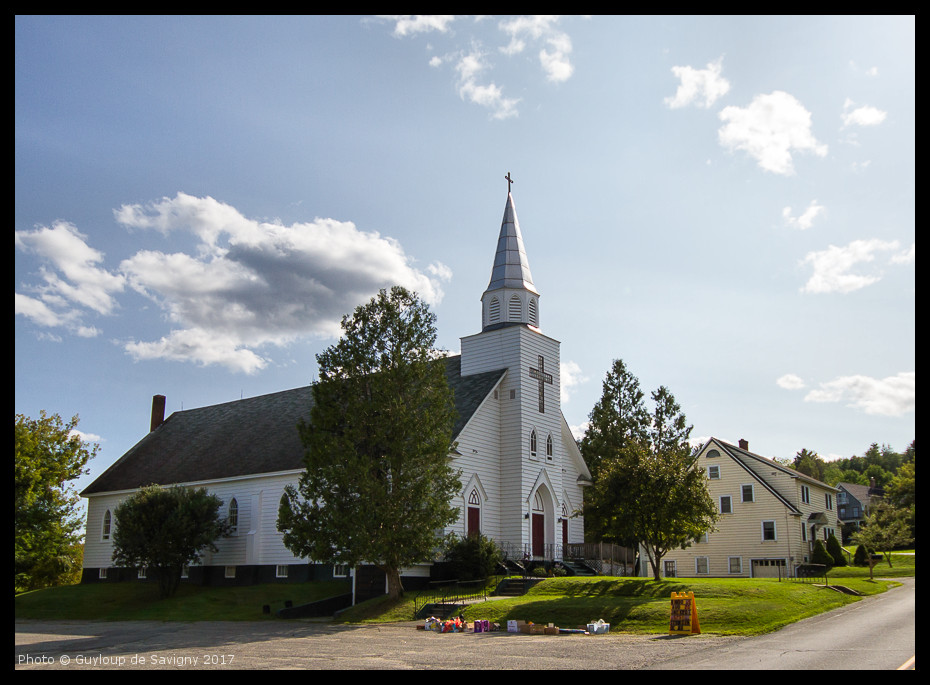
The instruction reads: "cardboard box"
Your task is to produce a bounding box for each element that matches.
[587,622,610,634]
[544,626,560,635]
[507,620,526,633]
[521,624,546,634]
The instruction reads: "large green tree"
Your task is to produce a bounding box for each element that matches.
[850,501,913,577]
[15,411,97,593]
[111,485,231,598]
[581,362,718,579]
[277,287,461,600]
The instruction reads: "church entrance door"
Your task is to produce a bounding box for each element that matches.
[532,514,545,558]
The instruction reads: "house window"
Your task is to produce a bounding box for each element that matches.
[695,557,709,574]
[228,498,239,535]
[530,429,537,458]
[102,509,111,540]
[181,566,189,579]
[138,568,147,579]
[825,493,833,510]
[719,495,732,514]
[762,520,777,541]
[801,485,810,504]
[225,566,236,579]
[276,565,289,579]
[98,568,108,580]
[728,557,742,574]
[851,506,860,517]
[546,434,553,459]
[664,560,677,577]
[801,522,807,542]
[708,465,720,480]
[706,449,720,459]
[741,484,754,502]
[333,565,349,578]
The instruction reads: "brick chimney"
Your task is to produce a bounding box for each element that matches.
[738,438,749,451]
[150,394,166,432]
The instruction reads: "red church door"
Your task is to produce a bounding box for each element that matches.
[532,514,545,558]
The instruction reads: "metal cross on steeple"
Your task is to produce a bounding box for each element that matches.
[528,355,553,413]
[505,172,514,193]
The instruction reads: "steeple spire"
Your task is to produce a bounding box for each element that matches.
[481,180,540,331]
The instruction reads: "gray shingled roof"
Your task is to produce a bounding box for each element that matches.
[81,355,505,496]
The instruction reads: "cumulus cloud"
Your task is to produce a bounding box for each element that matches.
[776,373,806,390]
[782,201,825,230]
[14,220,126,336]
[800,239,900,294]
[112,193,452,372]
[718,91,827,175]
[499,15,574,83]
[380,15,456,37]
[454,48,520,120]
[665,57,730,109]
[842,98,887,128]
[804,371,914,417]
[560,360,588,404]
[17,193,452,374]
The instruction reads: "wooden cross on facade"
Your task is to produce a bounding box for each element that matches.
[528,355,553,413]
[505,172,514,193]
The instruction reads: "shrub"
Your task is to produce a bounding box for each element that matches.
[810,539,834,571]
[826,532,847,566]
[443,533,503,581]
[853,544,870,566]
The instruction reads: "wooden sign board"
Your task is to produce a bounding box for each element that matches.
[669,591,701,635]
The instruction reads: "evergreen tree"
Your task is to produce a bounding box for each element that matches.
[826,532,847,567]
[810,539,834,570]
[15,411,97,593]
[277,287,460,600]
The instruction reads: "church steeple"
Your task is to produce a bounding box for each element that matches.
[481,176,540,331]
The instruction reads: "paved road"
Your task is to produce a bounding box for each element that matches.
[15,577,914,670]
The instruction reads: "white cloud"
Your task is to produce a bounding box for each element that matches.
[842,98,887,127]
[782,200,825,230]
[776,373,806,390]
[718,91,827,175]
[665,57,730,109]
[498,15,574,83]
[112,193,452,373]
[454,48,520,120]
[804,371,914,416]
[800,239,900,294]
[560,360,588,403]
[14,221,126,336]
[382,15,456,38]
[890,243,915,265]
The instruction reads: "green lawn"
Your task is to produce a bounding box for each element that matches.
[15,553,912,636]
[15,580,350,622]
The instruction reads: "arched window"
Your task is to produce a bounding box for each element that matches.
[467,488,481,537]
[102,509,111,541]
[528,298,538,326]
[530,429,537,457]
[228,498,239,536]
[489,297,500,323]
[546,433,553,459]
[509,295,522,321]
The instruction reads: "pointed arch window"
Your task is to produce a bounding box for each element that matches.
[546,433,553,459]
[528,298,538,326]
[228,498,239,536]
[467,488,481,537]
[530,429,537,457]
[489,297,500,324]
[102,509,111,541]
[509,295,522,321]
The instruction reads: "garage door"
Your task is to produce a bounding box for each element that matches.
[751,559,786,578]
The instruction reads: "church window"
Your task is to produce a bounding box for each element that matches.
[529,298,538,326]
[98,568,108,580]
[509,295,522,321]
[276,565,289,578]
[102,509,111,540]
[467,488,481,536]
[530,429,537,457]
[228,498,239,536]
[225,566,236,579]
[489,297,500,323]
[546,434,553,459]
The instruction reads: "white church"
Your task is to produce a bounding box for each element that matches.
[80,184,593,596]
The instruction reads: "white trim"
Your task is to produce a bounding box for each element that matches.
[761,520,777,541]
[81,468,306,497]
[695,556,709,574]
[741,483,755,502]
[728,556,743,574]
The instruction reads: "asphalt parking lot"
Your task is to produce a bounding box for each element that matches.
[15,619,744,670]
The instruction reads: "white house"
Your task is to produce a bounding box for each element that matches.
[651,437,840,579]
[80,186,592,594]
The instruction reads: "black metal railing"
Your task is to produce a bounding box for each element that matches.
[412,578,490,618]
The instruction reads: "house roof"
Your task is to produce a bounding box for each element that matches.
[81,355,506,496]
[836,481,877,506]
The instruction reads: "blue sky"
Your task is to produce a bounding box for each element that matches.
[16,16,914,499]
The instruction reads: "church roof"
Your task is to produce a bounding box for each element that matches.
[485,192,538,295]
[81,355,506,496]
